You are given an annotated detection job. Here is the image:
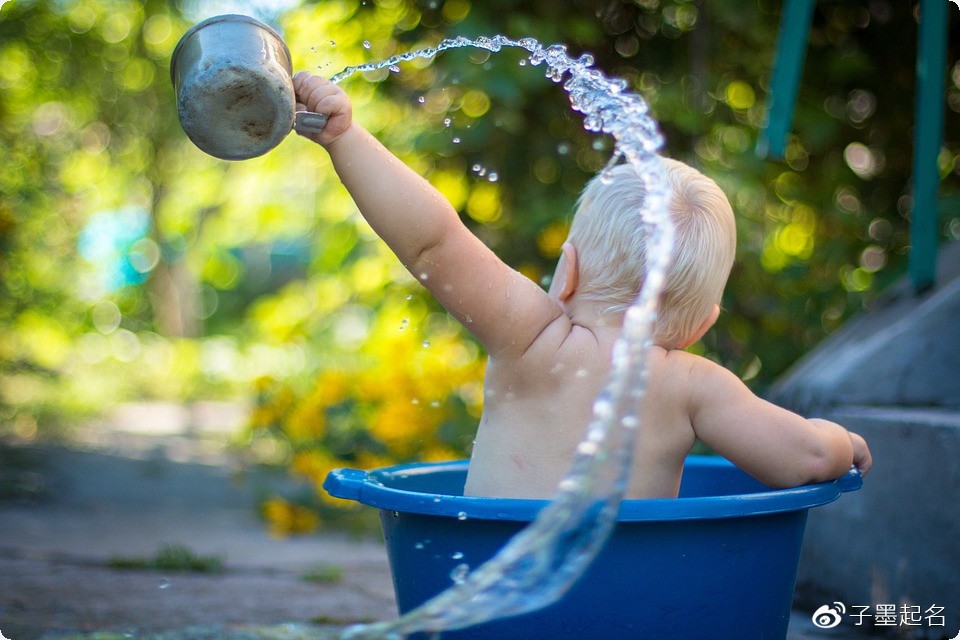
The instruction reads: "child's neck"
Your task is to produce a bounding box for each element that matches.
[562,296,624,333]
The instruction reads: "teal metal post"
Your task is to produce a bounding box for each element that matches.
[756,0,816,159]
[909,0,948,292]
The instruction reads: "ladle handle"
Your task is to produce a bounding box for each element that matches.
[294,111,329,135]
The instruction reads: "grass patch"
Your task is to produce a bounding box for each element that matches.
[108,544,224,574]
[300,562,343,584]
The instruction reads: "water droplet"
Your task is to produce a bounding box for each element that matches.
[406,294,413,300]
[418,96,426,104]
[412,398,420,405]
[488,172,498,182]
[557,142,570,155]
[422,341,430,348]
[415,542,425,550]
[518,59,527,67]
[433,496,442,503]
[389,65,401,73]
[451,551,464,560]
[430,400,440,408]
[450,563,470,584]
[158,577,171,590]
[452,137,461,144]
[577,441,599,456]
[419,272,429,281]
[362,40,372,50]
[443,118,452,127]
[457,511,468,521]
[472,163,482,172]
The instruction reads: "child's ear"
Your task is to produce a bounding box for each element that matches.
[558,242,579,302]
[678,303,720,349]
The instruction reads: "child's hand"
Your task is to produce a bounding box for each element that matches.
[293,72,352,147]
[849,431,873,476]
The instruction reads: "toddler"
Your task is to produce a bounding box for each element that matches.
[293,72,872,499]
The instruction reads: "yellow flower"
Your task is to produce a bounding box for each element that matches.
[354,451,396,471]
[420,445,462,463]
[284,395,326,442]
[253,375,276,394]
[315,370,351,405]
[261,497,320,537]
[248,404,278,430]
[291,450,329,483]
[369,398,434,456]
[289,450,356,509]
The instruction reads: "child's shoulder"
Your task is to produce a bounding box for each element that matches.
[653,348,756,419]
[649,348,733,398]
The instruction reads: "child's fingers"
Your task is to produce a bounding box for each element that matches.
[292,71,351,145]
[297,81,342,115]
[293,72,333,106]
[292,71,320,93]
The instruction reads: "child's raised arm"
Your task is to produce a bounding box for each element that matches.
[293,73,564,359]
[685,354,872,487]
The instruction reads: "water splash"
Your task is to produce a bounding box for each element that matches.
[335,34,672,639]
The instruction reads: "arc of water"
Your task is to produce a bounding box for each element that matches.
[334,35,673,640]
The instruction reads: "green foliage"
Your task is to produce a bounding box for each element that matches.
[2,0,959,525]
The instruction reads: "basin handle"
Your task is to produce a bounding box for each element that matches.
[322,467,367,500]
[838,466,863,493]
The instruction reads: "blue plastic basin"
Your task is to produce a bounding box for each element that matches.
[324,456,861,640]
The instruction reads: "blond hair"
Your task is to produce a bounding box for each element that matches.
[566,157,736,348]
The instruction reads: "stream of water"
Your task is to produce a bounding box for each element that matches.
[332,35,674,639]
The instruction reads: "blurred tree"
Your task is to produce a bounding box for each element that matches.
[1,1,958,512]
[322,0,960,384]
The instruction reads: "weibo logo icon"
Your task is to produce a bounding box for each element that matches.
[811,602,846,629]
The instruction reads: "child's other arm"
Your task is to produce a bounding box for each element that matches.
[294,73,563,358]
[685,355,872,487]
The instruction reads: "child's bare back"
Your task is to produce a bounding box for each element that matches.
[468,332,866,499]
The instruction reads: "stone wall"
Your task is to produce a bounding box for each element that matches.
[769,242,960,632]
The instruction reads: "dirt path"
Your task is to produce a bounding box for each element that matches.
[0,444,395,640]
